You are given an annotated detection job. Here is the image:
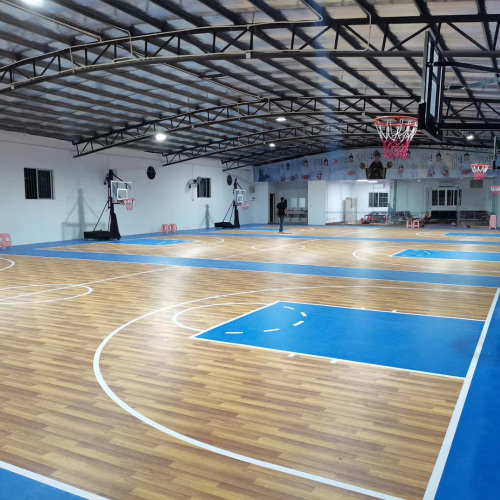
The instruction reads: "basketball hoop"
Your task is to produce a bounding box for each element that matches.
[241,201,249,210]
[374,116,418,159]
[471,164,489,180]
[120,198,136,211]
[491,185,500,195]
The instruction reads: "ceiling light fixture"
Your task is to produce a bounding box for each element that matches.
[269,143,276,148]
[155,133,167,141]
[22,0,44,5]
[276,117,287,122]
[466,133,474,140]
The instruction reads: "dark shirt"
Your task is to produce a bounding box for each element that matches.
[276,201,287,216]
[367,160,385,179]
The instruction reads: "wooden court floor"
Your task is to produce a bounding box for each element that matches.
[0,225,497,499]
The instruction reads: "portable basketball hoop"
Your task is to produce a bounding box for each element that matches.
[471,164,489,180]
[241,201,249,210]
[491,186,500,195]
[120,198,136,211]
[374,116,418,159]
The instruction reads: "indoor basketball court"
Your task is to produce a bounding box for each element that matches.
[0,2,500,500]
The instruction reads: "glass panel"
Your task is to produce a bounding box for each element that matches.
[290,198,298,208]
[298,198,306,208]
[368,192,375,207]
[438,190,445,205]
[37,170,53,199]
[432,190,438,205]
[197,178,211,198]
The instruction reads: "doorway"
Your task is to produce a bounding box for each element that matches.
[269,193,275,223]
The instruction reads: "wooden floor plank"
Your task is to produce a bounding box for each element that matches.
[0,228,493,499]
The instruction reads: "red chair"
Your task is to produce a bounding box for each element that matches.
[0,233,12,249]
[169,224,177,233]
[161,224,170,233]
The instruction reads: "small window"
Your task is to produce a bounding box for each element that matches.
[197,177,211,198]
[369,192,388,208]
[24,168,53,199]
[431,189,458,207]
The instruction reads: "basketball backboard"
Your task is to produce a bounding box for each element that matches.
[111,181,133,202]
[418,31,445,140]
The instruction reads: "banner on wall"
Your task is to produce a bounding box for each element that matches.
[254,148,498,182]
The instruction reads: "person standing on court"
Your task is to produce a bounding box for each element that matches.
[276,197,288,233]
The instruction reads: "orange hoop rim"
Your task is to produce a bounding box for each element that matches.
[120,198,136,210]
[373,115,418,126]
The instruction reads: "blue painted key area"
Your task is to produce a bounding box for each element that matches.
[196,302,483,377]
[394,248,500,262]
[436,294,500,500]
[0,468,85,499]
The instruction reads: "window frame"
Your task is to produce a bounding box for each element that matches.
[24,168,54,200]
[197,177,211,198]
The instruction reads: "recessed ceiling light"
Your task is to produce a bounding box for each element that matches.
[155,132,167,141]
[269,143,276,148]
[466,133,474,140]
[276,117,286,122]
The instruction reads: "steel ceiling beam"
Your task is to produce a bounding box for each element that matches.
[162,125,378,166]
[2,22,499,93]
[73,95,418,157]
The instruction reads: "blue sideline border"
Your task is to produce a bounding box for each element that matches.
[0,461,106,500]
[428,290,500,500]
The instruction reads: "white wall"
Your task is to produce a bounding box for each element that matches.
[393,178,499,217]
[308,181,327,225]
[326,181,391,222]
[0,131,257,245]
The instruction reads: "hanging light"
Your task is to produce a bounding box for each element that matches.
[269,143,276,148]
[466,133,474,140]
[276,117,287,122]
[155,133,167,141]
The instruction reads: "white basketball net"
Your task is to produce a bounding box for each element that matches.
[374,116,418,159]
[491,185,500,195]
[471,164,489,180]
[122,198,136,210]
[241,201,249,210]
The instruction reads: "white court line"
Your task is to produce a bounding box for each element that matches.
[94,314,404,500]
[0,263,178,306]
[195,337,465,380]
[0,283,93,305]
[423,288,500,500]
[22,249,500,287]
[97,285,462,499]
[0,460,108,500]
[93,282,494,499]
[280,299,485,323]
[293,320,304,326]
[219,238,318,261]
[264,328,280,332]
[172,302,266,332]
[0,258,15,271]
[352,242,500,276]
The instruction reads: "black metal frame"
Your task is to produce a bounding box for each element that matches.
[0,0,499,166]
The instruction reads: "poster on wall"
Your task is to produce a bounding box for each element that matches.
[255,148,498,182]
